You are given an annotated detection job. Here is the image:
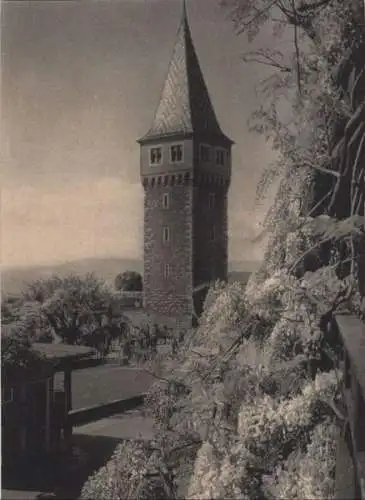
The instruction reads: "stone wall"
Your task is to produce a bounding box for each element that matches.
[143,178,193,320]
[140,132,232,325]
[192,180,229,315]
[114,291,143,309]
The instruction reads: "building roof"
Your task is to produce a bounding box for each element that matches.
[32,342,96,363]
[139,2,232,144]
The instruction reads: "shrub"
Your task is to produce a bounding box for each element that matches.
[199,281,247,347]
[115,271,143,292]
[262,419,338,499]
[186,370,339,499]
[1,332,51,383]
[80,441,150,500]
[187,442,222,500]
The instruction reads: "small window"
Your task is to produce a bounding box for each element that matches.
[208,192,216,209]
[149,147,163,166]
[162,193,170,209]
[209,226,217,242]
[163,263,170,279]
[200,144,211,162]
[216,149,226,166]
[170,144,183,163]
[163,226,170,243]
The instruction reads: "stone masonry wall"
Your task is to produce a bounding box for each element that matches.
[143,180,193,320]
[193,182,229,315]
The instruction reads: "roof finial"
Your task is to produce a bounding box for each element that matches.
[182,0,188,23]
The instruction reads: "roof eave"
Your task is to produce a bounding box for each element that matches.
[137,130,194,144]
[137,128,234,145]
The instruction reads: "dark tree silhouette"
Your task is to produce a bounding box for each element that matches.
[115,271,143,291]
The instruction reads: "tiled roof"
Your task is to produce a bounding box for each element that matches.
[140,3,230,142]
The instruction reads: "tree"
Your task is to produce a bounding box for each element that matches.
[2,296,54,342]
[221,0,364,290]
[81,3,364,497]
[1,331,51,384]
[115,271,143,292]
[21,273,119,352]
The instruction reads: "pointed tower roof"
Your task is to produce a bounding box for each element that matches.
[139,1,232,144]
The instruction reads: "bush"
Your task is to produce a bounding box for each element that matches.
[1,332,51,383]
[186,371,338,499]
[115,271,143,292]
[80,441,150,500]
[262,419,337,499]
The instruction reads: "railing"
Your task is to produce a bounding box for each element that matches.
[332,312,365,499]
[68,394,145,427]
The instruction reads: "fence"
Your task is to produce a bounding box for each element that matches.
[68,394,145,427]
[333,312,365,499]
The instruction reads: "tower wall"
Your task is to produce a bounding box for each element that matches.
[143,176,194,321]
[138,5,233,326]
[140,138,193,177]
[192,177,229,315]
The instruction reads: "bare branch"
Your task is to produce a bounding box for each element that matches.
[320,396,347,421]
[297,0,334,13]
[291,0,302,96]
[242,49,291,71]
[306,163,340,178]
[235,0,279,33]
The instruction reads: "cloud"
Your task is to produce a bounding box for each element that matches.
[2,174,268,269]
[2,177,143,268]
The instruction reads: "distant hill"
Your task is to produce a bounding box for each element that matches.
[2,257,261,297]
[2,257,143,297]
[228,260,261,273]
[228,260,261,286]
[228,270,252,286]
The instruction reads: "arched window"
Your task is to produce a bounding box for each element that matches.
[149,146,163,165]
[209,225,217,242]
[163,226,170,243]
[170,144,184,163]
[163,193,170,209]
[163,263,170,279]
[208,192,216,209]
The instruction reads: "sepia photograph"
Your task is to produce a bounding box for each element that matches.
[1,0,365,498]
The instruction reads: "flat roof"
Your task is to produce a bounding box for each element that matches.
[32,342,95,362]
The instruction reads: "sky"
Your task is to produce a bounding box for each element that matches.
[1,0,277,269]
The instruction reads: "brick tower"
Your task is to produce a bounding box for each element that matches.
[138,1,233,326]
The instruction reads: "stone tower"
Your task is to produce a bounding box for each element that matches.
[138,1,233,327]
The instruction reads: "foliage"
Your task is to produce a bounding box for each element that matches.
[81,3,364,498]
[262,419,337,499]
[221,0,364,295]
[183,1,363,496]
[1,332,50,382]
[25,273,119,351]
[182,257,349,499]
[80,441,150,500]
[2,297,54,342]
[23,275,65,303]
[80,262,349,499]
[187,441,223,499]
[114,270,143,292]
[2,297,53,378]
[2,273,124,356]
